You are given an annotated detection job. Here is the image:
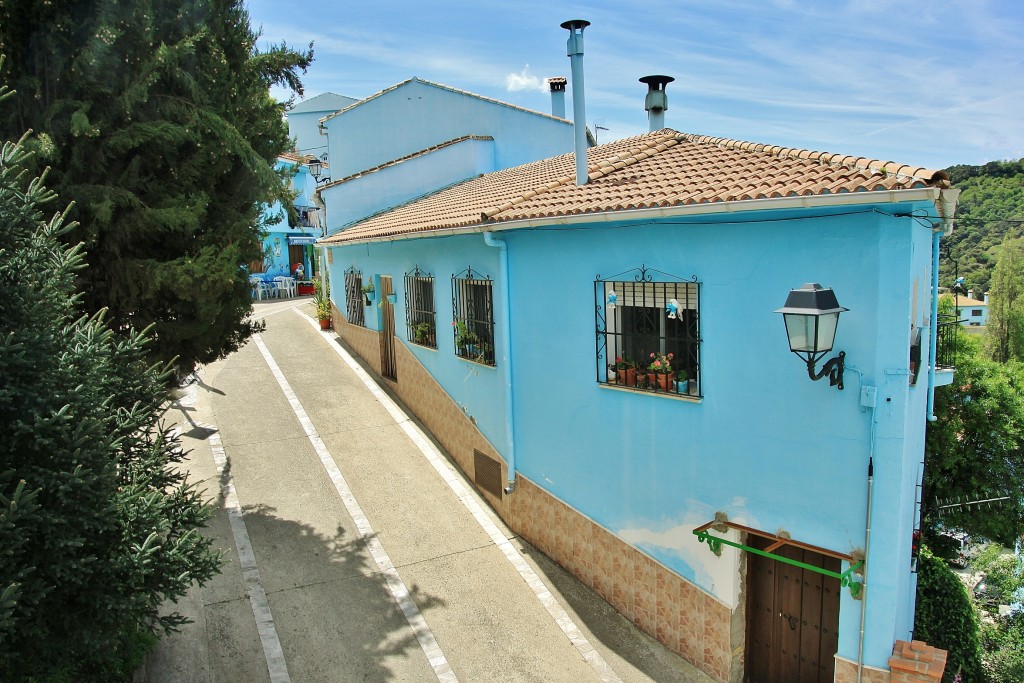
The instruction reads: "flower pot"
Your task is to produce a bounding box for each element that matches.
[363,294,372,306]
[386,293,397,304]
[319,318,331,330]
[647,372,658,389]
[618,368,636,386]
[656,372,675,391]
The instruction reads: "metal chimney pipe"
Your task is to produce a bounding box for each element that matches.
[561,19,590,185]
[640,75,674,131]
[548,77,567,119]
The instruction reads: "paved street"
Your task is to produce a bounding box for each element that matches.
[138,297,713,683]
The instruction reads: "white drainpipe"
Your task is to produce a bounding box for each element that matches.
[483,232,517,492]
[927,188,960,421]
[561,19,590,186]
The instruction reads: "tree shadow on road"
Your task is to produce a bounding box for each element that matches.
[233,502,448,681]
[146,497,448,682]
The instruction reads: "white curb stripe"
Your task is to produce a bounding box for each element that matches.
[207,427,291,683]
[253,334,458,683]
[297,312,623,683]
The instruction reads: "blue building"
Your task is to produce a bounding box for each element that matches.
[319,129,961,682]
[253,153,322,281]
[314,77,575,233]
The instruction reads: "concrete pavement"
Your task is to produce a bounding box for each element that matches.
[138,297,714,682]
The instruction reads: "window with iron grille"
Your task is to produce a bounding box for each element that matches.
[344,267,365,327]
[452,268,495,366]
[595,266,701,397]
[405,267,436,348]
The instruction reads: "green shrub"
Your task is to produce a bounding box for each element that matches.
[914,546,984,682]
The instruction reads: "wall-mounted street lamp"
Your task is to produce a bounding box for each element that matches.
[776,283,848,390]
[307,155,330,185]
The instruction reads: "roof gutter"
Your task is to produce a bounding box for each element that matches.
[318,186,944,247]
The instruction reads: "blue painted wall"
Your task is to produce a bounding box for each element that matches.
[261,160,321,278]
[327,235,510,452]
[321,79,573,181]
[320,137,496,231]
[286,92,357,160]
[328,198,940,669]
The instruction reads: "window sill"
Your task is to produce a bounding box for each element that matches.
[456,355,496,368]
[410,341,438,351]
[598,382,702,402]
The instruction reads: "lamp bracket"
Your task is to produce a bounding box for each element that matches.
[807,351,845,389]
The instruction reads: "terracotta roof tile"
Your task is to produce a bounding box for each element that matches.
[321,130,949,244]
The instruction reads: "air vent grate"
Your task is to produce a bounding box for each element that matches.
[473,450,503,498]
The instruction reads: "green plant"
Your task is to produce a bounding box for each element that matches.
[453,320,479,347]
[615,356,633,370]
[914,546,985,682]
[313,290,331,320]
[0,135,221,678]
[361,283,375,294]
[648,352,674,374]
[414,321,433,343]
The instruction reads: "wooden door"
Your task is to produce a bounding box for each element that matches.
[379,276,397,381]
[744,538,840,683]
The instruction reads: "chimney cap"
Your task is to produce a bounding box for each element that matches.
[560,19,590,31]
[547,76,567,92]
[639,75,675,89]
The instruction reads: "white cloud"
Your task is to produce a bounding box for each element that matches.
[505,65,546,93]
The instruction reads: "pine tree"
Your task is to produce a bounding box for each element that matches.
[0,0,312,377]
[0,130,222,678]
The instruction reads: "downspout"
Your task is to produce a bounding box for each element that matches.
[926,228,941,421]
[857,408,877,683]
[927,188,960,421]
[483,232,516,493]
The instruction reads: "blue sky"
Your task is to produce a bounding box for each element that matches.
[246,0,1023,171]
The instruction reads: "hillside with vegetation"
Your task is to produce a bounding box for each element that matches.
[940,159,1024,294]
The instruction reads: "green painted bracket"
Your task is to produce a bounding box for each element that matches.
[693,528,864,599]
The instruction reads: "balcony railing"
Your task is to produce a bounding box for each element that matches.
[935,314,961,370]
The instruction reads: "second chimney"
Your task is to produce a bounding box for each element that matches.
[640,75,674,131]
[548,77,567,119]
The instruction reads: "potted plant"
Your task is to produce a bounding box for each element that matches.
[361,283,375,306]
[453,320,480,355]
[648,352,676,391]
[615,357,637,386]
[607,363,618,383]
[313,290,332,329]
[414,321,434,345]
[675,369,689,394]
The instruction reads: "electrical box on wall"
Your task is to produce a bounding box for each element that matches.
[860,385,877,409]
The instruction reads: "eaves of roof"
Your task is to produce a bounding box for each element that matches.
[315,135,494,195]
[319,129,951,247]
[318,77,571,126]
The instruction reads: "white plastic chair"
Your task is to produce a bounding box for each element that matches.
[250,276,270,300]
[272,276,295,298]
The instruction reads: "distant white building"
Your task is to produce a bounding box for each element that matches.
[956,290,989,326]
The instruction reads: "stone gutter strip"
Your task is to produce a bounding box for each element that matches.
[205,425,292,683]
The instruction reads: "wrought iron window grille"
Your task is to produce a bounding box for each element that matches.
[344,266,365,327]
[595,265,701,398]
[452,267,496,366]
[405,266,436,348]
